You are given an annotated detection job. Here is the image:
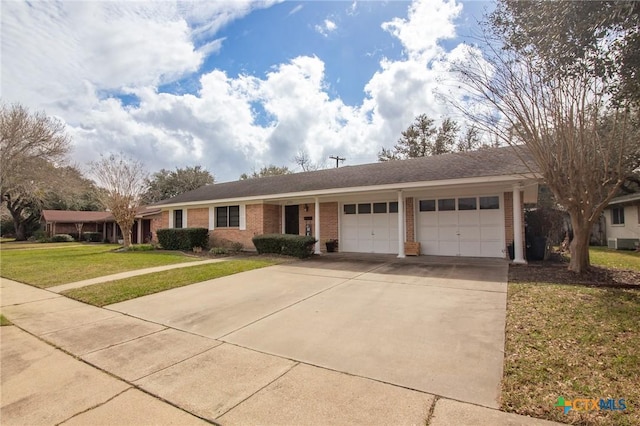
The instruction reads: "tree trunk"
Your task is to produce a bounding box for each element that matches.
[568,216,591,274]
[14,220,27,241]
[118,222,132,248]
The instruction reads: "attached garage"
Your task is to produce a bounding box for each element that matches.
[341,201,399,254]
[416,195,505,258]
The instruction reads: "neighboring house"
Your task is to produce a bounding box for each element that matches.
[154,146,539,262]
[41,207,162,243]
[604,193,640,250]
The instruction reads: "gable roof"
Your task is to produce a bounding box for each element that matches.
[41,210,113,223]
[41,207,161,223]
[608,193,640,206]
[156,145,536,206]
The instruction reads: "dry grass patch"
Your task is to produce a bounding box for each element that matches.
[0,314,12,326]
[503,282,639,425]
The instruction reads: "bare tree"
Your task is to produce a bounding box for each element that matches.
[91,154,148,248]
[293,149,324,171]
[0,103,71,240]
[450,41,639,273]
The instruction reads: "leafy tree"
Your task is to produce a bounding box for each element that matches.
[91,154,148,248]
[490,1,639,105]
[142,166,213,204]
[450,0,640,273]
[0,103,71,240]
[240,165,292,180]
[379,115,479,161]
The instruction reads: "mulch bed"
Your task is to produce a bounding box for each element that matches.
[509,254,640,289]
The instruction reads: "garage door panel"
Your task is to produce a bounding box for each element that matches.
[417,195,504,258]
[341,202,397,254]
[459,242,481,257]
[481,241,504,257]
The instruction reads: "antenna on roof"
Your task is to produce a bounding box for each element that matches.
[329,155,346,168]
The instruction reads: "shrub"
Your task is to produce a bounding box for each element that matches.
[210,247,228,255]
[0,218,15,237]
[83,232,102,242]
[156,228,209,251]
[51,234,75,242]
[252,234,317,259]
[126,244,155,251]
[229,241,243,253]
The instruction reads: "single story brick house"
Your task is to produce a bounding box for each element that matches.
[604,193,640,250]
[41,207,162,243]
[154,146,539,262]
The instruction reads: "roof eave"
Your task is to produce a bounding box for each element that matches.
[156,172,540,209]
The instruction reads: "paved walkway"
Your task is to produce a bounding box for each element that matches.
[48,258,229,293]
[1,270,565,426]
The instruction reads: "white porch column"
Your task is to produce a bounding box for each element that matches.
[112,222,116,242]
[397,190,405,258]
[281,205,286,233]
[137,219,143,244]
[314,197,321,254]
[512,184,526,264]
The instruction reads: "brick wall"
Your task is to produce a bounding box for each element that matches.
[263,204,281,234]
[405,197,415,242]
[186,207,209,228]
[320,202,339,249]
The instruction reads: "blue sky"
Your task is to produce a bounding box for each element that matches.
[1,0,494,182]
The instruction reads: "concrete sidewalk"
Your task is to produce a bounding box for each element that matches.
[1,275,564,426]
[48,258,229,293]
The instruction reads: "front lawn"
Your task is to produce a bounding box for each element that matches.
[589,246,640,272]
[0,244,199,287]
[62,259,278,306]
[504,254,640,425]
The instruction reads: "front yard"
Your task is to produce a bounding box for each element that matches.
[504,248,640,426]
[0,243,199,287]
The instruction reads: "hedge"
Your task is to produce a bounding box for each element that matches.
[51,234,74,242]
[156,228,209,251]
[252,234,317,259]
[83,232,102,242]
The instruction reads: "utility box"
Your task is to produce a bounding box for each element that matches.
[607,238,640,250]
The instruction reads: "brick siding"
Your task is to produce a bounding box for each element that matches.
[186,207,209,228]
[405,197,415,242]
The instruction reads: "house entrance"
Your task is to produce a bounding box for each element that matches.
[285,205,299,235]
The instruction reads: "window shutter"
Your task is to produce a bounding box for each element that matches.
[209,207,215,230]
[169,210,174,229]
[239,205,246,230]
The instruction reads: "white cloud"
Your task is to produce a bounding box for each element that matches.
[3,0,479,182]
[315,19,338,37]
[288,4,303,16]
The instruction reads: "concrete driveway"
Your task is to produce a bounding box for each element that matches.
[109,254,508,408]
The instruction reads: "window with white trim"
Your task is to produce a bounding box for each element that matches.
[174,209,183,228]
[215,206,240,227]
[611,207,625,225]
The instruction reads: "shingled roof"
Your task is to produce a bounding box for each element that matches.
[156,145,535,206]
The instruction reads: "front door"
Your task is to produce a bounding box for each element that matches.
[285,205,299,235]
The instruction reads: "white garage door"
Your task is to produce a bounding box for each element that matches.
[417,195,504,258]
[341,202,399,253]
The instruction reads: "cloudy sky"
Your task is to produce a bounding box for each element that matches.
[1,0,493,182]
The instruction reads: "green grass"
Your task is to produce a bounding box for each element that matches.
[0,244,198,287]
[62,259,277,306]
[0,314,11,326]
[503,282,640,426]
[0,241,82,250]
[589,246,640,271]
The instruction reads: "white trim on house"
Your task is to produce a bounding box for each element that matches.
[239,204,246,231]
[157,173,538,209]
